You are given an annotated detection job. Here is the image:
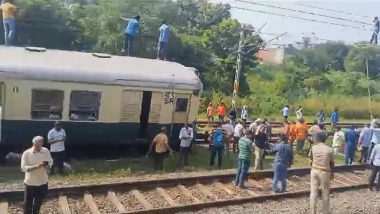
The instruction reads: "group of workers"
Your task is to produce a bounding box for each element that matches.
[120,15,170,60]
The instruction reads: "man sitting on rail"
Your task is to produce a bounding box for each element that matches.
[309,131,334,214]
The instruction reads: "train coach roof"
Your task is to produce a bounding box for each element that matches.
[0,46,203,91]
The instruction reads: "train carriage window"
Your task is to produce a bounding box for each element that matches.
[31,89,64,120]
[69,91,101,121]
[175,98,188,112]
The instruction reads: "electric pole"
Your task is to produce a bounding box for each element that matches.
[232,29,244,107]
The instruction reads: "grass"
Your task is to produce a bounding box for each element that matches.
[0,145,349,184]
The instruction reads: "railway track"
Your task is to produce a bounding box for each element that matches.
[0,165,369,214]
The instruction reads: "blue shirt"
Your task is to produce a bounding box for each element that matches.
[360,127,373,148]
[331,112,339,123]
[159,24,170,43]
[271,142,293,165]
[345,129,359,148]
[318,112,325,122]
[125,18,140,37]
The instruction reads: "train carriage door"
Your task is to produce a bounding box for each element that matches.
[139,91,152,137]
[120,90,143,138]
[149,92,162,124]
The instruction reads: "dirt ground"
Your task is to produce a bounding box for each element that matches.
[180,189,380,214]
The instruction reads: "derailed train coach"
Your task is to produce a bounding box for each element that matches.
[0,46,203,159]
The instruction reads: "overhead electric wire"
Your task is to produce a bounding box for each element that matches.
[231,6,371,31]
[294,2,372,20]
[235,0,371,26]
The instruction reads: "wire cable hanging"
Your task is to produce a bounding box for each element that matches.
[231,6,371,31]
[235,0,371,26]
[294,2,372,20]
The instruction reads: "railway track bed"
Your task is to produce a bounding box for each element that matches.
[0,165,369,214]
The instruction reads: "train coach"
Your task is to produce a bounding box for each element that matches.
[0,46,203,160]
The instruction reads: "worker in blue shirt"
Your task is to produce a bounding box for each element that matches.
[157,20,170,60]
[270,134,293,193]
[331,109,339,130]
[120,15,140,56]
[344,124,359,165]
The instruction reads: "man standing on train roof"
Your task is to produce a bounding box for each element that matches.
[309,131,334,214]
[157,20,170,60]
[120,15,140,56]
[1,0,18,46]
[178,123,193,168]
[344,124,359,165]
[48,121,66,175]
[370,16,379,45]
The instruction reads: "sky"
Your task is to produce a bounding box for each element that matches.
[210,0,380,47]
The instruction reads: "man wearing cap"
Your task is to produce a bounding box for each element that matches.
[147,127,173,171]
[21,136,53,214]
[47,121,66,175]
[309,131,334,214]
[121,15,141,56]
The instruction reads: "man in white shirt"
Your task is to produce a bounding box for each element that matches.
[233,121,244,153]
[47,121,66,175]
[282,105,289,121]
[222,121,234,154]
[21,136,53,214]
[369,140,380,191]
[296,106,303,119]
[178,123,193,167]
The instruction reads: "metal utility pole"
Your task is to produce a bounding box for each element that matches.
[232,29,244,107]
[365,59,373,119]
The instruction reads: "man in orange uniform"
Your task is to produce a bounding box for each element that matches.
[295,117,309,155]
[217,102,226,123]
[288,120,297,148]
[206,103,214,125]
